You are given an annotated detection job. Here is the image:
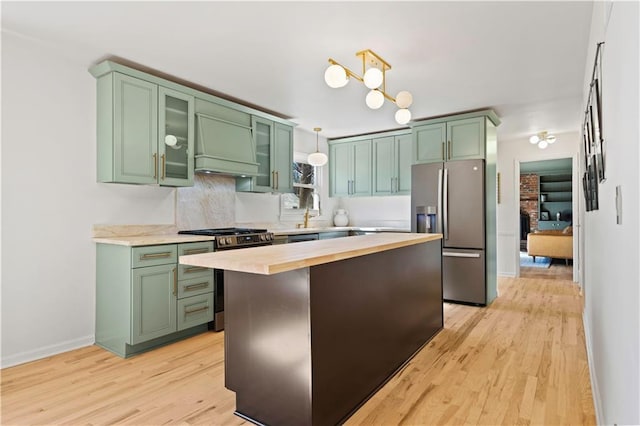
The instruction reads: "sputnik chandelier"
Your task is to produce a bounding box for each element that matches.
[324,49,413,125]
[529,131,556,149]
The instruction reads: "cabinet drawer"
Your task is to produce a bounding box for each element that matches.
[178,275,214,299]
[177,293,214,331]
[178,241,214,256]
[178,264,212,281]
[132,245,177,268]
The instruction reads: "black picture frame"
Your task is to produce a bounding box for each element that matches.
[592,78,606,182]
[588,155,599,211]
[540,211,550,221]
[582,172,591,212]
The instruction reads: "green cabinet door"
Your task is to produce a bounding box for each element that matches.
[447,117,485,161]
[274,123,293,193]
[395,133,413,194]
[112,73,158,184]
[158,87,195,187]
[373,133,411,196]
[373,136,395,195]
[237,119,293,193]
[352,140,372,196]
[413,122,445,164]
[330,143,352,197]
[131,263,177,345]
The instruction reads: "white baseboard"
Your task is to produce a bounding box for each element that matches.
[1,335,95,368]
[498,272,516,277]
[582,312,604,425]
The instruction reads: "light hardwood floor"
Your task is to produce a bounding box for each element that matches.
[2,276,595,425]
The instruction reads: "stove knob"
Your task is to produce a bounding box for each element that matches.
[226,237,233,245]
[218,238,226,246]
[260,234,266,241]
[267,234,272,240]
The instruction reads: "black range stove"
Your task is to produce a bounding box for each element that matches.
[179,227,274,249]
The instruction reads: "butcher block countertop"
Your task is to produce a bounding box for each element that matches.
[180,233,442,275]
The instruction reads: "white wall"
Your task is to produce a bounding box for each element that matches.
[1,32,177,367]
[581,2,639,424]
[496,132,580,277]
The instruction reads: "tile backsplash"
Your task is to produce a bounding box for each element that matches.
[176,174,235,230]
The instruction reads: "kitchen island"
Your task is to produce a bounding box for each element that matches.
[180,233,443,426]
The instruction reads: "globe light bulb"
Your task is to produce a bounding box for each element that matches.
[395,91,413,109]
[365,90,384,109]
[363,68,383,89]
[538,140,548,149]
[547,135,556,144]
[324,64,349,88]
[395,108,412,125]
[529,135,540,144]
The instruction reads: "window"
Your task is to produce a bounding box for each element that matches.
[281,154,321,215]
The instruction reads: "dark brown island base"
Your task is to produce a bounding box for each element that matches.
[180,233,443,426]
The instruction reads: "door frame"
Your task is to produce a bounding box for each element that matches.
[514,154,581,284]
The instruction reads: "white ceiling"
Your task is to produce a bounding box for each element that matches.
[2,1,594,140]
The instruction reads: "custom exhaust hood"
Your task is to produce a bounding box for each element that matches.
[194,99,259,177]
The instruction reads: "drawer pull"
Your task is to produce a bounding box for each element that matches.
[153,153,158,179]
[183,248,209,255]
[185,305,209,315]
[140,251,172,260]
[184,266,207,274]
[184,282,209,292]
[161,154,166,180]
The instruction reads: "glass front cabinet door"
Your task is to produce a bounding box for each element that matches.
[158,87,195,186]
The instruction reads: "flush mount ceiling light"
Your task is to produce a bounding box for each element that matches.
[307,127,328,167]
[529,131,557,149]
[324,49,413,125]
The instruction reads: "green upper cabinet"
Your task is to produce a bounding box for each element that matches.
[412,111,500,164]
[413,123,446,164]
[91,60,297,183]
[329,139,372,197]
[274,123,294,193]
[373,132,412,195]
[236,118,293,193]
[159,87,195,186]
[95,73,194,186]
[447,117,485,161]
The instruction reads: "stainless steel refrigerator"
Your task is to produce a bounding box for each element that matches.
[411,159,487,305]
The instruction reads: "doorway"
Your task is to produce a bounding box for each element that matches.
[515,157,579,282]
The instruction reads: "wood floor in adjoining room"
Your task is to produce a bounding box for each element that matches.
[1,276,595,426]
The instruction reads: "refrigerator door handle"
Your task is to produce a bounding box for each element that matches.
[443,168,449,240]
[443,252,481,258]
[437,168,444,234]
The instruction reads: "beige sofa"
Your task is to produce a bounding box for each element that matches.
[527,229,573,264]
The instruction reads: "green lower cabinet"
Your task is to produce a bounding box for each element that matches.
[96,241,214,358]
[177,293,214,331]
[131,264,177,345]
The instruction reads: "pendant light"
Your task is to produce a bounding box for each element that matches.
[307,127,328,167]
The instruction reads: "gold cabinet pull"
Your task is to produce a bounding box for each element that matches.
[140,252,172,260]
[184,282,209,292]
[275,171,279,190]
[183,248,209,255]
[185,305,209,315]
[152,153,158,179]
[442,142,445,161]
[184,266,207,274]
[448,140,452,160]
[172,268,177,296]
[272,171,275,189]
[161,154,166,180]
